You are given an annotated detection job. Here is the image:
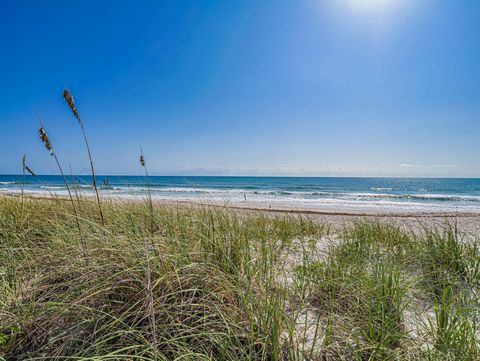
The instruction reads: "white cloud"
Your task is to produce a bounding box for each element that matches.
[397,163,460,170]
[398,163,417,168]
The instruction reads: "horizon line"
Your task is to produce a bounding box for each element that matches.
[1,173,480,180]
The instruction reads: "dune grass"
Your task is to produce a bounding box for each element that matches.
[0,196,479,360]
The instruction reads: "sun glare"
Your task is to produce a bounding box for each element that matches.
[349,0,402,13]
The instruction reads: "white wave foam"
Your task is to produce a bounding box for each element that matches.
[2,182,480,214]
[32,185,480,203]
[40,185,92,190]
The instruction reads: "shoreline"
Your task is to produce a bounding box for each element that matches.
[3,190,480,217]
[3,191,480,234]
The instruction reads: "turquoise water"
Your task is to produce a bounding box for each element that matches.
[2,175,480,213]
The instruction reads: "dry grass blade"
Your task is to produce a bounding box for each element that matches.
[20,154,26,211]
[20,154,35,213]
[25,166,35,176]
[22,155,35,176]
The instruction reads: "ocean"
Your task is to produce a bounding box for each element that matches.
[1,175,480,213]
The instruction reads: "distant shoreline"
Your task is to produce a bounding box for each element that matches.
[2,190,477,216]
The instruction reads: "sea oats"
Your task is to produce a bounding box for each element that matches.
[39,127,53,155]
[63,89,80,123]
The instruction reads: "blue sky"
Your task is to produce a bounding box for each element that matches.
[1,0,479,176]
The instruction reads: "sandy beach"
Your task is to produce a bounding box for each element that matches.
[176,199,480,235]
[4,191,480,235]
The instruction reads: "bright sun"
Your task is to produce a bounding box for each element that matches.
[349,0,401,12]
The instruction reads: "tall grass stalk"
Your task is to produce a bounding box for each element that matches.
[68,161,81,204]
[139,148,158,358]
[20,155,26,212]
[63,89,104,225]
[142,237,158,359]
[38,123,81,233]
[20,155,34,220]
[140,148,155,231]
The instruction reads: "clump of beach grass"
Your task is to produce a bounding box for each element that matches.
[0,197,323,359]
[0,197,479,360]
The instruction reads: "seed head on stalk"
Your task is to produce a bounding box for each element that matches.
[139,147,154,228]
[63,89,80,123]
[63,88,104,225]
[39,127,53,155]
[139,147,157,358]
